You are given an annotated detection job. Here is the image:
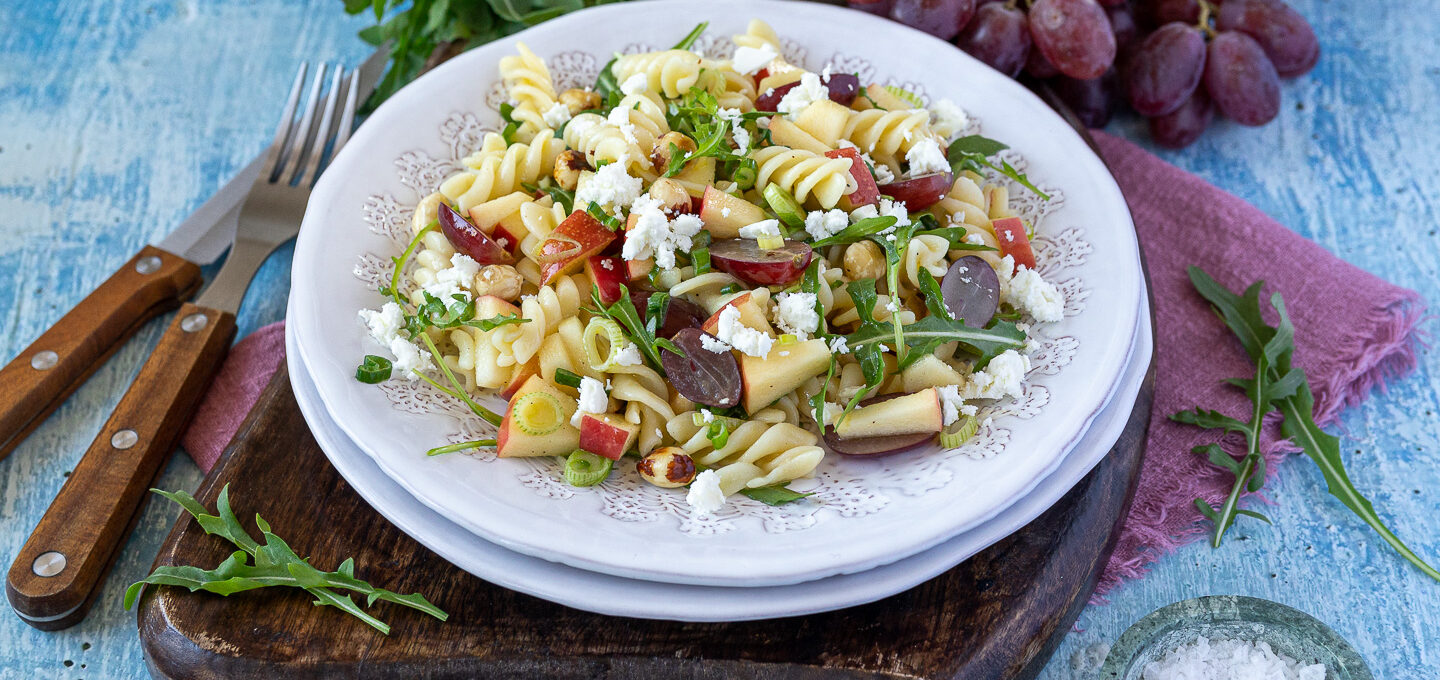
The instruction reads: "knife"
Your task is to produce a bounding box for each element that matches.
[5,47,389,630]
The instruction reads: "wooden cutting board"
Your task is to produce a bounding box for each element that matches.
[134,353,1153,679]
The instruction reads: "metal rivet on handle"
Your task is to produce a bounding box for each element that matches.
[111,429,138,450]
[32,552,66,578]
[180,313,209,333]
[135,255,163,275]
[30,350,59,370]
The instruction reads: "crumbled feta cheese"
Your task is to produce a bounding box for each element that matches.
[721,207,732,218]
[358,301,404,346]
[621,194,702,269]
[701,333,732,354]
[437,253,480,288]
[1004,266,1066,323]
[686,469,726,515]
[877,197,911,227]
[929,98,969,141]
[961,350,1030,400]
[714,305,774,358]
[571,376,609,427]
[804,209,848,240]
[821,402,843,427]
[732,44,779,75]
[575,162,642,213]
[905,137,950,176]
[613,342,644,366]
[964,233,986,246]
[389,337,431,379]
[716,107,743,125]
[773,292,820,339]
[738,219,781,240]
[731,125,751,152]
[607,107,639,145]
[619,72,649,96]
[994,254,1016,291]
[820,63,833,81]
[937,385,964,426]
[872,162,896,185]
[776,72,829,119]
[827,336,850,355]
[541,101,572,128]
[885,299,900,313]
[699,409,716,423]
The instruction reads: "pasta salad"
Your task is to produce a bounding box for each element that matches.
[355,19,1066,515]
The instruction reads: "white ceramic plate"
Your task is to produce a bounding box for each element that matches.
[287,282,1150,620]
[290,0,1141,587]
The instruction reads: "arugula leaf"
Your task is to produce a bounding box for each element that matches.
[946,135,1050,201]
[522,180,574,214]
[385,220,437,305]
[126,486,448,634]
[739,485,815,506]
[1179,266,1439,580]
[809,216,898,248]
[587,200,623,230]
[589,285,670,374]
[402,291,529,338]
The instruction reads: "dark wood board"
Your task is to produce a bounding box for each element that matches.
[135,353,1153,679]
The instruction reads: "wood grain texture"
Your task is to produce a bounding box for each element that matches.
[6,303,235,631]
[133,363,1152,680]
[0,246,200,461]
[0,1,1438,678]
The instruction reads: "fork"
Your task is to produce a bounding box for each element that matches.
[6,61,361,630]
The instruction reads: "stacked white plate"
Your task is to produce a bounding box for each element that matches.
[285,0,1151,620]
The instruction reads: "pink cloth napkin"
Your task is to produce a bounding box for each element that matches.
[179,131,1425,595]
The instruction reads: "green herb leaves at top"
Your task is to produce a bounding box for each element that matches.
[1174,266,1439,581]
[947,135,1050,201]
[125,485,448,635]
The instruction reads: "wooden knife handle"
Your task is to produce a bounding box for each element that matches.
[6,302,235,630]
[0,246,202,461]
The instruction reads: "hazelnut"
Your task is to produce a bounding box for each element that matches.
[650,131,698,173]
[552,150,589,191]
[558,88,601,115]
[472,264,524,301]
[637,446,697,488]
[647,178,691,214]
[843,240,886,281]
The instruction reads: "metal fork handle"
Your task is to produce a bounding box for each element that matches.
[0,247,201,462]
[6,301,235,630]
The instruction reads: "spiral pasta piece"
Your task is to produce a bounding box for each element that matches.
[930,173,991,231]
[902,234,951,291]
[665,418,824,495]
[489,274,586,368]
[610,91,670,152]
[407,231,458,306]
[498,43,558,143]
[611,369,675,454]
[750,146,856,209]
[612,50,709,99]
[714,68,758,112]
[841,108,936,168]
[438,134,565,213]
[667,271,745,313]
[563,113,651,175]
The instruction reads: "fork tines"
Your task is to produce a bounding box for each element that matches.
[266,61,362,187]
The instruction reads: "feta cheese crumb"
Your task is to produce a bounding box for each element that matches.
[721,207,732,218]
[612,342,644,366]
[821,402,844,427]
[776,72,829,120]
[389,337,431,379]
[699,409,716,423]
[877,197,911,227]
[1004,266,1066,323]
[621,193,703,269]
[571,376,609,427]
[607,107,639,145]
[872,161,896,185]
[541,101,572,128]
[937,385,964,426]
[738,218,781,240]
[575,162,642,214]
[732,44,779,75]
[715,305,774,358]
[731,125,751,152]
[358,301,405,346]
[773,292,820,340]
[827,336,850,355]
[686,469,726,515]
[905,137,950,176]
[929,98,970,141]
[961,350,1030,400]
[804,209,848,241]
[964,233,986,246]
[701,333,732,354]
[619,72,649,96]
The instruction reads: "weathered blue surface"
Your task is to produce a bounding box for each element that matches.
[0,1,1435,678]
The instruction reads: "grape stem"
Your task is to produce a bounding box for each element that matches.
[1197,0,1218,39]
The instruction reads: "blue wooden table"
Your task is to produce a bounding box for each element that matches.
[1,1,1436,677]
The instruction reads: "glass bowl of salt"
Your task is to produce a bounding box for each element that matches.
[1099,595,1372,680]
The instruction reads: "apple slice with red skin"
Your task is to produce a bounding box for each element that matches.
[710,238,812,287]
[578,413,639,461]
[500,358,540,401]
[823,393,938,457]
[698,185,768,238]
[438,201,514,265]
[537,210,618,285]
[825,147,880,211]
[700,291,773,336]
[491,223,525,256]
[884,172,954,212]
[991,216,1035,273]
[585,256,628,306]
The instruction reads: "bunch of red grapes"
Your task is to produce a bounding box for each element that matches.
[847,0,1319,148]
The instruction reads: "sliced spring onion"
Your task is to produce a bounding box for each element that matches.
[731,157,758,190]
[426,439,497,456]
[355,355,392,384]
[563,449,614,487]
[883,85,924,109]
[777,334,798,346]
[939,415,980,449]
[756,235,784,250]
[553,368,584,389]
[512,391,564,436]
[583,317,629,371]
[762,183,806,231]
[693,247,711,274]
